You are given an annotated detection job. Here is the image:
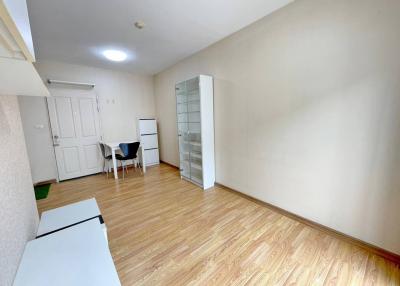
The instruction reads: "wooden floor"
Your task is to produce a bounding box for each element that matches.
[37,164,400,285]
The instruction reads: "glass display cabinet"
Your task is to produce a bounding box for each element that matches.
[175,75,215,189]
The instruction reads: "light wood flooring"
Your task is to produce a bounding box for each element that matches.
[37,164,400,285]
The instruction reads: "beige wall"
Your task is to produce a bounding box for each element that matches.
[19,60,155,183]
[154,0,400,254]
[0,96,39,286]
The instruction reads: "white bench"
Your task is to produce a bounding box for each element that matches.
[37,198,107,241]
[13,219,121,286]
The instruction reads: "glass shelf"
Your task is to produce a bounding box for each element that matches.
[180,150,200,154]
[190,152,202,159]
[183,141,201,146]
[191,173,203,185]
[177,111,200,115]
[181,172,190,179]
[190,162,202,170]
[177,100,200,105]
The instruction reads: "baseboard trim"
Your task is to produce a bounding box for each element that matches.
[215,182,400,265]
[34,179,57,187]
[160,160,179,170]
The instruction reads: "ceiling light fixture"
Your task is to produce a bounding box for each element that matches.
[134,21,145,29]
[102,50,127,62]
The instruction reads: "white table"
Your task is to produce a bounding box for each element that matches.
[102,141,146,179]
[37,198,107,240]
[13,220,121,286]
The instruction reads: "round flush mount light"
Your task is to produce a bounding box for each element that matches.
[134,21,145,29]
[102,50,127,62]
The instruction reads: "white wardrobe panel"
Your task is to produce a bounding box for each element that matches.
[144,149,159,165]
[139,120,157,134]
[141,134,158,150]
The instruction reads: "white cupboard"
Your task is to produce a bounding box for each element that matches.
[0,0,49,96]
[176,75,215,190]
[138,118,160,166]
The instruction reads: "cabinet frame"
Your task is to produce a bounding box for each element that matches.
[175,75,215,190]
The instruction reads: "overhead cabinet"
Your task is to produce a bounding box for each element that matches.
[0,0,49,96]
[176,75,215,190]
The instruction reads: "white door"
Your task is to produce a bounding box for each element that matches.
[47,88,102,181]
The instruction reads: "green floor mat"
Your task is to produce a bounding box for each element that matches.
[34,184,51,200]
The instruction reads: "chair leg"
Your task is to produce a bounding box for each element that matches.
[117,160,120,179]
[122,161,125,180]
[106,160,109,178]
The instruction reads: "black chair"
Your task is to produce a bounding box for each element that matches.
[116,142,140,179]
[99,143,112,178]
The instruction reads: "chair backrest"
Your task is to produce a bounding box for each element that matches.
[119,142,140,159]
[99,143,108,158]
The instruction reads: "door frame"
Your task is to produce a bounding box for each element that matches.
[45,87,103,182]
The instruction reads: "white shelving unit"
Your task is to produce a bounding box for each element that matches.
[176,75,215,190]
[138,118,160,166]
[0,0,49,97]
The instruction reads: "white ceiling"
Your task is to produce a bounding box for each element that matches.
[27,0,293,75]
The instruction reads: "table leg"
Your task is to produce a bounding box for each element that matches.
[112,148,118,179]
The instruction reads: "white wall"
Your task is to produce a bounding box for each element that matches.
[154,0,400,254]
[0,96,39,286]
[19,60,155,183]
[18,96,57,183]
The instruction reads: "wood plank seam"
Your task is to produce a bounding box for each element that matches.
[215,182,400,265]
